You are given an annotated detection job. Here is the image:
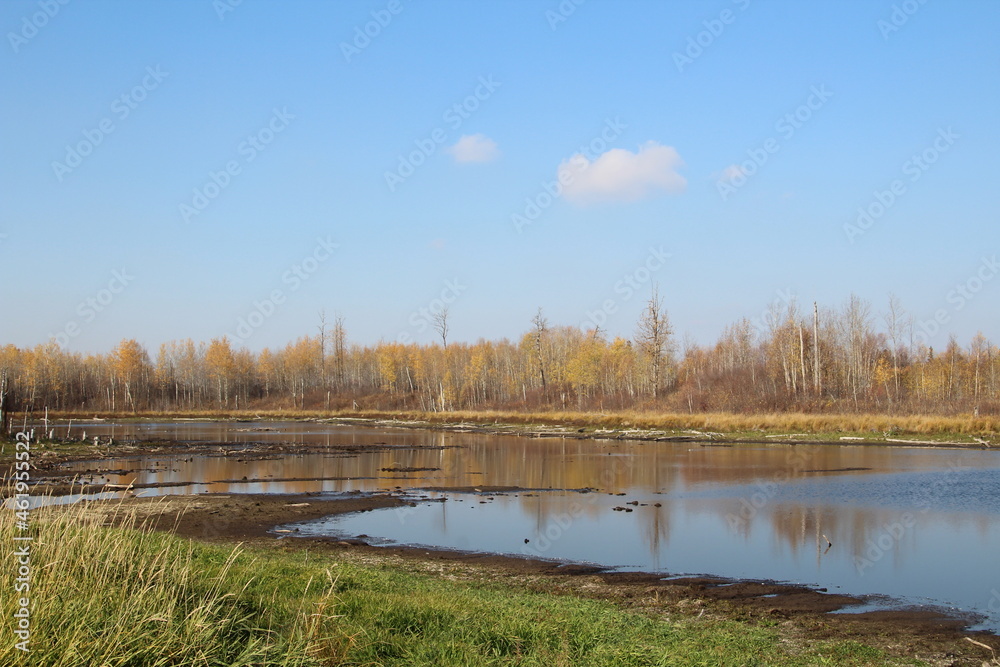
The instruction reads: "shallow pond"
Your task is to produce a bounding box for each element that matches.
[49,420,1000,631]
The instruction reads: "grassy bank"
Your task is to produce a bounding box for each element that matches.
[29,407,1000,439]
[1,500,902,666]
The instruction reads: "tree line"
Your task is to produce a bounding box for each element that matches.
[2,291,998,428]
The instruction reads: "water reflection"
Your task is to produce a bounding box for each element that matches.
[47,420,1000,631]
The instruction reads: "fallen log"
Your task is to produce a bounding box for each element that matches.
[884,437,968,446]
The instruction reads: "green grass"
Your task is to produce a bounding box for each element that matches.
[0,499,917,666]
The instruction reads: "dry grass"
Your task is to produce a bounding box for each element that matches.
[0,493,901,666]
[36,407,1000,436]
[0,494,346,666]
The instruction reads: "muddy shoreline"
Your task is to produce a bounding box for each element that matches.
[4,435,457,497]
[82,490,997,665]
[4,415,992,495]
[5,426,1000,663]
[331,416,998,449]
[9,412,999,449]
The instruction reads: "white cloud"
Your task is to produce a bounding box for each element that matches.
[558,141,686,205]
[447,133,500,163]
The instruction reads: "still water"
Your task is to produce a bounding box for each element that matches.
[56,420,1000,630]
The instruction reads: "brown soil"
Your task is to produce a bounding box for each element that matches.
[7,434,1000,665]
[0,436,455,498]
[76,491,1000,666]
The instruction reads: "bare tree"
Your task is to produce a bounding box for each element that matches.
[813,302,821,396]
[0,368,8,437]
[333,314,347,386]
[432,306,450,348]
[970,331,989,408]
[839,294,876,406]
[766,299,801,395]
[636,285,673,398]
[884,294,905,402]
[317,310,328,387]
[531,308,548,396]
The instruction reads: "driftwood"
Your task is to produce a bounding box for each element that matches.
[963,636,996,658]
[884,437,967,446]
[683,429,724,438]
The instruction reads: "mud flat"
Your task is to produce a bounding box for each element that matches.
[5,427,1000,664]
[61,490,995,666]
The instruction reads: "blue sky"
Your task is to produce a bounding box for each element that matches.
[1,0,998,353]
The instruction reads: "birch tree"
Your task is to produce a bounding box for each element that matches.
[635,285,673,399]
